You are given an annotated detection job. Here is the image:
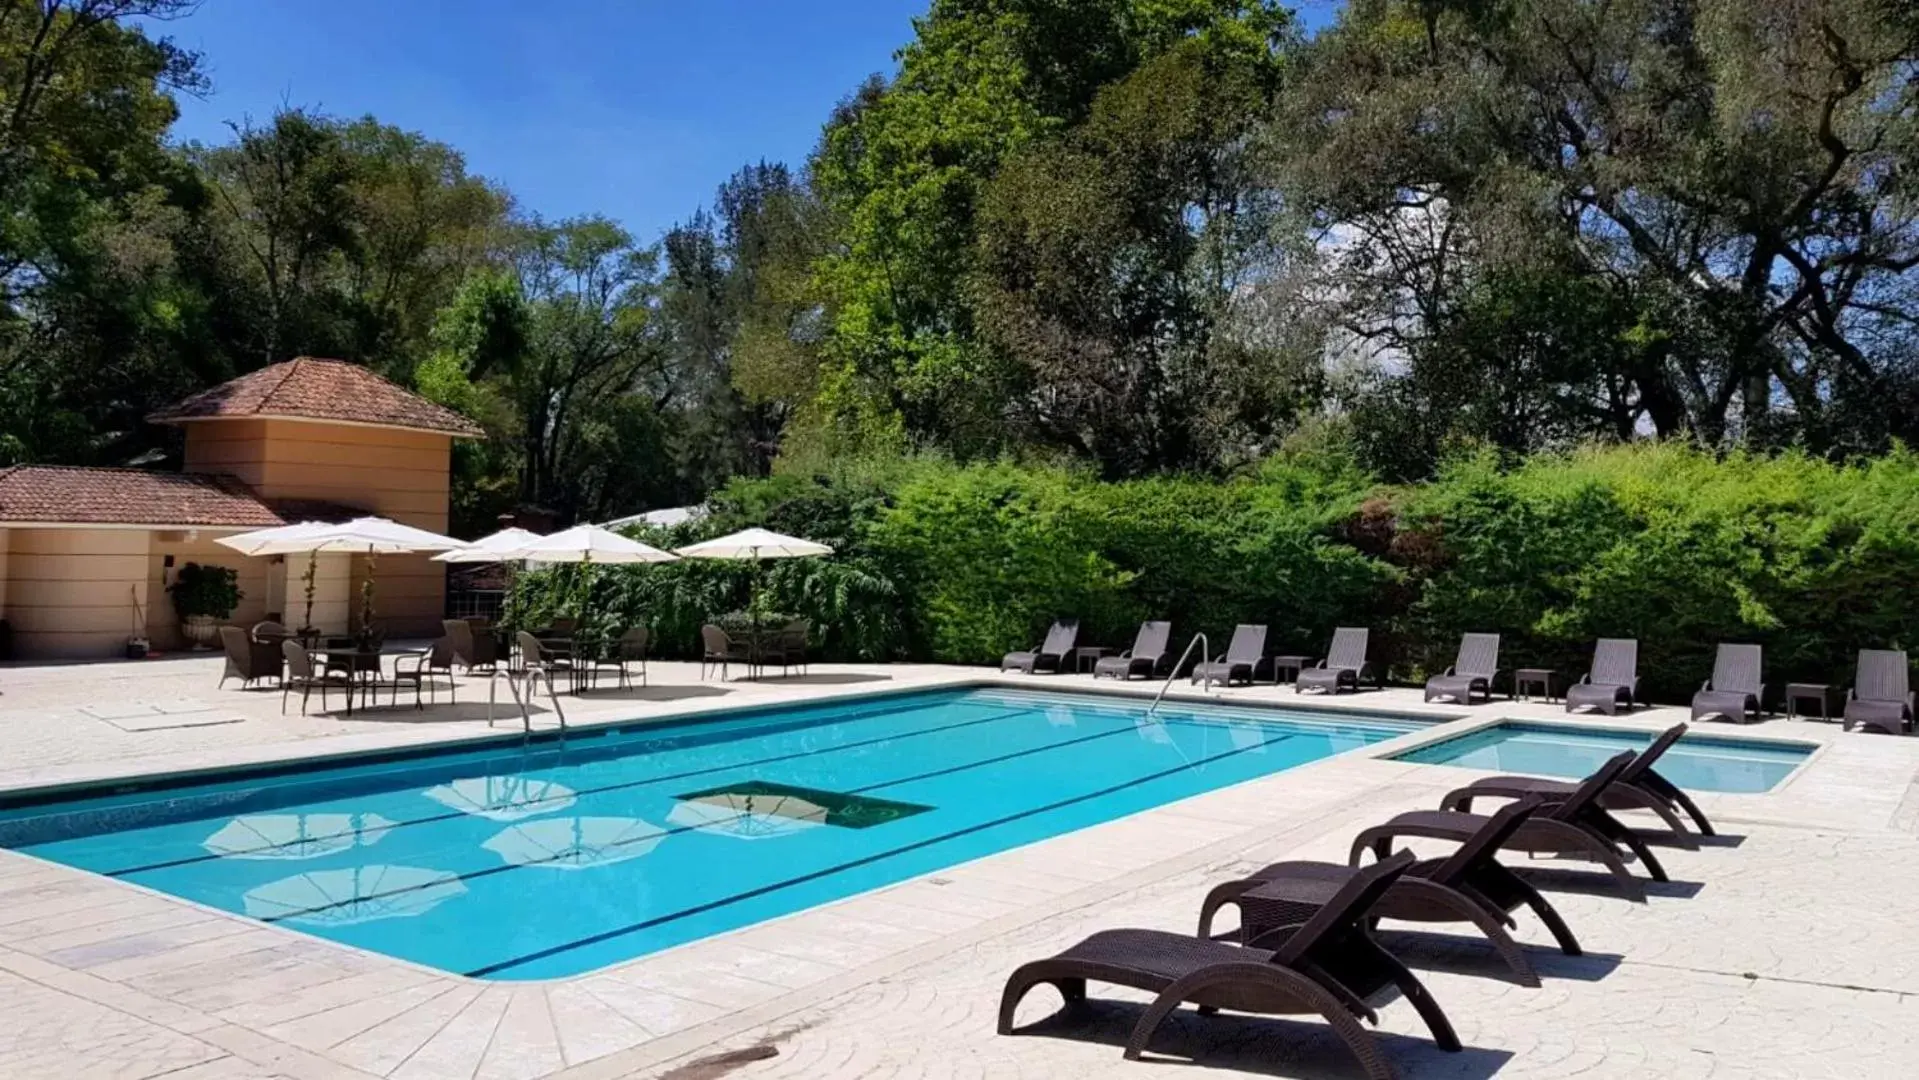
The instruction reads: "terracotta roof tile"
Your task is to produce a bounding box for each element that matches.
[148,357,485,437]
[0,466,285,527]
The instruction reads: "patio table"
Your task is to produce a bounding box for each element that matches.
[314,645,427,713]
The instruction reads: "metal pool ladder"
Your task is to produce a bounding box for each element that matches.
[1148,633,1209,716]
[487,665,568,734]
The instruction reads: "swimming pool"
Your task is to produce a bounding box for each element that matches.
[0,687,1423,980]
[1392,722,1813,793]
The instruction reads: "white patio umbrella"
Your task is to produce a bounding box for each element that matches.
[219,516,462,632]
[513,524,678,564]
[429,526,544,563]
[674,528,832,626]
[216,521,333,630]
[673,527,834,561]
[512,524,678,633]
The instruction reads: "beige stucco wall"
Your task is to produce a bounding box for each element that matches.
[0,527,10,618]
[4,528,150,659]
[183,418,455,636]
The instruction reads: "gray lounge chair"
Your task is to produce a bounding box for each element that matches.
[1440,722,1712,844]
[1424,633,1500,705]
[218,625,282,690]
[1350,750,1663,901]
[1691,643,1764,724]
[1199,798,1576,988]
[998,850,1458,1076]
[1192,624,1266,686]
[1565,638,1638,715]
[1001,620,1079,674]
[1844,649,1914,735]
[1094,621,1172,680]
[1297,627,1375,694]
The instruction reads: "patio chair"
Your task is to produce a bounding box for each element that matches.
[1349,750,1664,902]
[516,630,576,693]
[391,637,456,708]
[250,619,288,644]
[1439,723,1712,843]
[613,626,649,688]
[1564,638,1639,715]
[759,619,809,678]
[1844,649,1915,735]
[442,619,499,673]
[1297,627,1376,694]
[1000,619,1079,675]
[700,624,753,680]
[1192,624,1267,687]
[1424,633,1501,705]
[1094,621,1172,680]
[998,850,1460,1076]
[217,625,282,690]
[1198,798,1577,987]
[281,640,351,715]
[1691,643,1764,724]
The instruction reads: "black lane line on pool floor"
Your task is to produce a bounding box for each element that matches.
[249,715,1234,927]
[465,726,1302,977]
[100,702,1051,878]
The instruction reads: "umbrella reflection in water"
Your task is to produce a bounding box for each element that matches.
[423,776,577,821]
[243,865,466,927]
[203,813,396,860]
[667,791,828,840]
[482,816,667,870]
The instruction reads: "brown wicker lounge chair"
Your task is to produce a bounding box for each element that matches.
[1439,723,1712,844]
[1423,633,1501,705]
[1094,621,1172,680]
[614,626,649,687]
[1198,798,1576,988]
[1191,624,1266,687]
[1691,643,1764,723]
[1000,620,1079,674]
[999,850,1457,1076]
[1564,638,1639,714]
[1349,750,1664,901]
[1297,627,1376,694]
[218,625,282,690]
[1844,649,1914,735]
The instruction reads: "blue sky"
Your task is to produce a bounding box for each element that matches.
[151,0,928,244]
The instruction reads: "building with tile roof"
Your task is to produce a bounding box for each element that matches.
[0,359,481,659]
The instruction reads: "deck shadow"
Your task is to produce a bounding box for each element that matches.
[1010,999,1512,1078]
[1518,866,1705,900]
[745,673,893,686]
[573,685,735,703]
[1377,928,1624,984]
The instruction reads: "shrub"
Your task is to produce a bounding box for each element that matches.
[168,562,242,620]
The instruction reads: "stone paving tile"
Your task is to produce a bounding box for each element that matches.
[0,968,226,1080]
[4,658,1919,1079]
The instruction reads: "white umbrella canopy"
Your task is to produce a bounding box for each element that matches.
[431,527,545,563]
[423,775,578,822]
[673,527,833,560]
[215,520,333,557]
[514,524,678,564]
[203,813,395,861]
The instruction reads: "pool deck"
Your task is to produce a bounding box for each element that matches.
[1,654,1916,1079]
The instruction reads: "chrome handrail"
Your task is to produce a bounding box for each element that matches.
[1148,633,1209,716]
[487,665,568,734]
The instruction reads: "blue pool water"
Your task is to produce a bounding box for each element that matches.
[1394,722,1812,793]
[0,687,1422,980]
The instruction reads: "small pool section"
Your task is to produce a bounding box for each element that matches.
[0,687,1422,980]
[1394,722,1812,793]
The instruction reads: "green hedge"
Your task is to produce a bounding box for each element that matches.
[507,443,1919,701]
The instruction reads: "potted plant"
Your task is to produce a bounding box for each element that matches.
[168,562,242,650]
